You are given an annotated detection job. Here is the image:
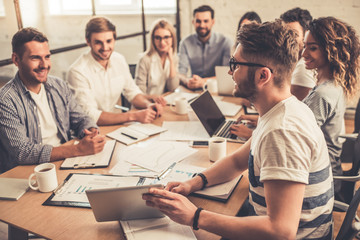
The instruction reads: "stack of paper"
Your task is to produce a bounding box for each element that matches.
[160,121,209,141]
[0,178,29,200]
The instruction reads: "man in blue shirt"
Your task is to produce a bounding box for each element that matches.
[0,28,106,173]
[178,5,233,89]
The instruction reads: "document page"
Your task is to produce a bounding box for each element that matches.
[160,121,209,141]
[51,174,139,203]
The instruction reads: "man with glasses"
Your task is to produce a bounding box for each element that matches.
[178,5,233,89]
[67,17,163,126]
[143,20,333,239]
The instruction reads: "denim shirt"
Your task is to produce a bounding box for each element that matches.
[0,73,97,172]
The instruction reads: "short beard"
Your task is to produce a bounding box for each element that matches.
[233,67,257,102]
[196,28,211,38]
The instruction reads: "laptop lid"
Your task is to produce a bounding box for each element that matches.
[86,184,164,222]
[215,66,235,96]
[190,90,225,137]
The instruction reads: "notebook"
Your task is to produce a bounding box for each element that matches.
[86,184,165,221]
[60,140,116,169]
[107,123,167,145]
[0,178,29,200]
[215,66,235,96]
[190,90,244,143]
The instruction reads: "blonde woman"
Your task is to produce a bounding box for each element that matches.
[135,19,179,103]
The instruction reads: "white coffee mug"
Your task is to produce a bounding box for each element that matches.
[28,163,58,192]
[170,97,188,115]
[203,79,218,94]
[209,137,227,162]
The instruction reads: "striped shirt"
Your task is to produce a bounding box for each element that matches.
[0,73,97,173]
[249,96,334,239]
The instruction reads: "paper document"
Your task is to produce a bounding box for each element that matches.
[107,123,167,145]
[118,140,197,173]
[61,140,116,169]
[215,100,242,117]
[164,92,199,105]
[160,121,210,141]
[0,178,29,200]
[120,216,197,240]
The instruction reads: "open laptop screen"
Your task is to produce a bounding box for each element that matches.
[190,91,226,136]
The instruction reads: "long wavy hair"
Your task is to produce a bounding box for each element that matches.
[309,17,360,98]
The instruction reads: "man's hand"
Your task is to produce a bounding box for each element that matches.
[187,74,205,89]
[230,123,253,140]
[143,188,197,226]
[165,181,193,196]
[132,103,163,123]
[76,132,105,156]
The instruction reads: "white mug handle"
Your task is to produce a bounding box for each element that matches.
[28,173,39,190]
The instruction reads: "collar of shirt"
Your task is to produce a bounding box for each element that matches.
[86,50,113,73]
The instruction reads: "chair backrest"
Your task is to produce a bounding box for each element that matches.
[336,187,360,240]
[355,98,360,133]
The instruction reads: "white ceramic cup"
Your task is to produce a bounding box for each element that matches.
[28,163,58,192]
[209,137,227,162]
[170,97,188,115]
[203,79,218,94]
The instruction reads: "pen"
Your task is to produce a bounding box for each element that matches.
[115,104,130,112]
[158,162,176,180]
[121,132,138,140]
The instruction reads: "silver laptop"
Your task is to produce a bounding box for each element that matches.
[190,91,244,143]
[86,184,164,222]
[215,66,235,96]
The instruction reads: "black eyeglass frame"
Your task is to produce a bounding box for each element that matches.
[229,57,273,73]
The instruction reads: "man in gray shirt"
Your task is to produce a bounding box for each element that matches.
[178,5,233,89]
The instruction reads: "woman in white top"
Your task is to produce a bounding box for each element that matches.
[135,19,179,101]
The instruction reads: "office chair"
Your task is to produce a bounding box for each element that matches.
[335,187,360,240]
[119,64,137,112]
[355,98,360,133]
[334,132,360,205]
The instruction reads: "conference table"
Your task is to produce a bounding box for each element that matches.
[0,90,249,240]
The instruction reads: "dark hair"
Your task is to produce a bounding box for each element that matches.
[237,11,261,31]
[193,5,214,19]
[280,7,312,34]
[12,27,48,58]
[86,17,116,41]
[237,20,299,87]
[309,17,360,97]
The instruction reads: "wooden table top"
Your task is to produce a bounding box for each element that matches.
[0,92,249,240]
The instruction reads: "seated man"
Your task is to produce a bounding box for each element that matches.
[143,20,333,239]
[67,17,163,126]
[178,5,233,89]
[0,28,105,173]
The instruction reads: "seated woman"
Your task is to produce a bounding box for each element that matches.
[302,17,360,195]
[135,19,179,103]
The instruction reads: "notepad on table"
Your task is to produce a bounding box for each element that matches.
[107,123,167,145]
[60,140,116,169]
[0,178,29,200]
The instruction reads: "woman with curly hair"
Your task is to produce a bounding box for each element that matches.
[302,16,360,196]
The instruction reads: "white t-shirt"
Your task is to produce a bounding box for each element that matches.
[291,58,316,88]
[67,50,143,122]
[250,96,333,239]
[29,84,62,146]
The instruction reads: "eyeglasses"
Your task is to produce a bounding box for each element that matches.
[229,57,273,73]
[153,35,172,41]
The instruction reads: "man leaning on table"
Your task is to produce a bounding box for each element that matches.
[178,5,233,89]
[143,20,333,239]
[0,28,106,173]
[66,17,163,126]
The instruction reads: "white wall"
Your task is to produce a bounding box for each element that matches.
[0,0,360,81]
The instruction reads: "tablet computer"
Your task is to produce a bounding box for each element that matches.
[86,184,164,222]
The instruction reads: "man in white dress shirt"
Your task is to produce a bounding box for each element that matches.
[67,17,163,126]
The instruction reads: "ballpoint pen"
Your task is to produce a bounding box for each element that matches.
[121,132,138,140]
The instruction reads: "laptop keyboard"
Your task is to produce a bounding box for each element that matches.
[217,120,237,139]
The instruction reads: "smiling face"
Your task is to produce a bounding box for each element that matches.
[229,45,258,100]
[302,31,328,70]
[12,40,51,92]
[193,11,214,39]
[87,31,115,63]
[153,28,173,55]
